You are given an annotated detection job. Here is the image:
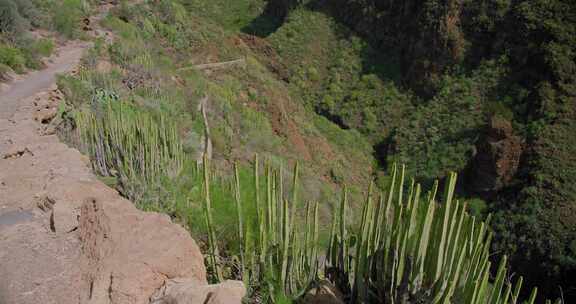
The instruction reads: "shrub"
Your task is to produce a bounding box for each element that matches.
[14,0,40,27]
[32,38,54,57]
[57,74,91,106]
[0,44,25,73]
[0,0,27,35]
[16,37,54,69]
[53,0,88,38]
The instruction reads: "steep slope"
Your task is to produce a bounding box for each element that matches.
[236,0,576,300]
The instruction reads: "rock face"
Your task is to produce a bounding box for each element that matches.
[77,184,208,304]
[469,116,522,194]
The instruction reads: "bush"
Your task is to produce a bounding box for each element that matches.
[14,0,40,27]
[0,44,26,73]
[32,38,54,57]
[0,0,27,35]
[53,0,88,38]
[14,37,54,69]
[467,197,488,217]
[57,74,91,106]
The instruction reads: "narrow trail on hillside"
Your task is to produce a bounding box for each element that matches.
[0,42,89,119]
[0,4,240,304]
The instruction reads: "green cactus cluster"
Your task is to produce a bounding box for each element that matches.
[200,158,553,303]
[326,165,548,304]
[73,97,185,203]
[203,155,319,302]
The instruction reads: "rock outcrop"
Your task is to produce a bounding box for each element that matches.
[468,116,522,194]
[75,183,208,304]
[151,279,246,304]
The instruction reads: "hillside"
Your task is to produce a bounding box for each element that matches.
[244,0,576,301]
[55,0,576,302]
[1,0,574,303]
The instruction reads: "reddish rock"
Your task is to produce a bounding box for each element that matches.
[469,116,522,193]
[78,192,207,304]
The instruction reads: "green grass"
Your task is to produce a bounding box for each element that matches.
[180,0,267,32]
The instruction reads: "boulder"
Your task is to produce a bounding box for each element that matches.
[151,278,246,304]
[77,186,207,304]
[302,280,345,304]
[50,198,79,233]
[34,107,57,124]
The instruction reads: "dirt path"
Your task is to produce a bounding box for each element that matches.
[0,41,89,119]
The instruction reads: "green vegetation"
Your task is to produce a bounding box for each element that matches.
[201,157,545,303]
[0,0,28,34]
[0,0,82,78]
[327,168,536,304]
[0,44,25,73]
[0,37,53,73]
[247,0,576,300]
[67,81,547,303]
[0,38,52,75]
[54,0,575,302]
[72,91,185,204]
[52,0,90,39]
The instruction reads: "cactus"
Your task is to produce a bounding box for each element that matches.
[326,165,540,304]
[202,159,545,303]
[72,96,185,206]
[203,156,318,301]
